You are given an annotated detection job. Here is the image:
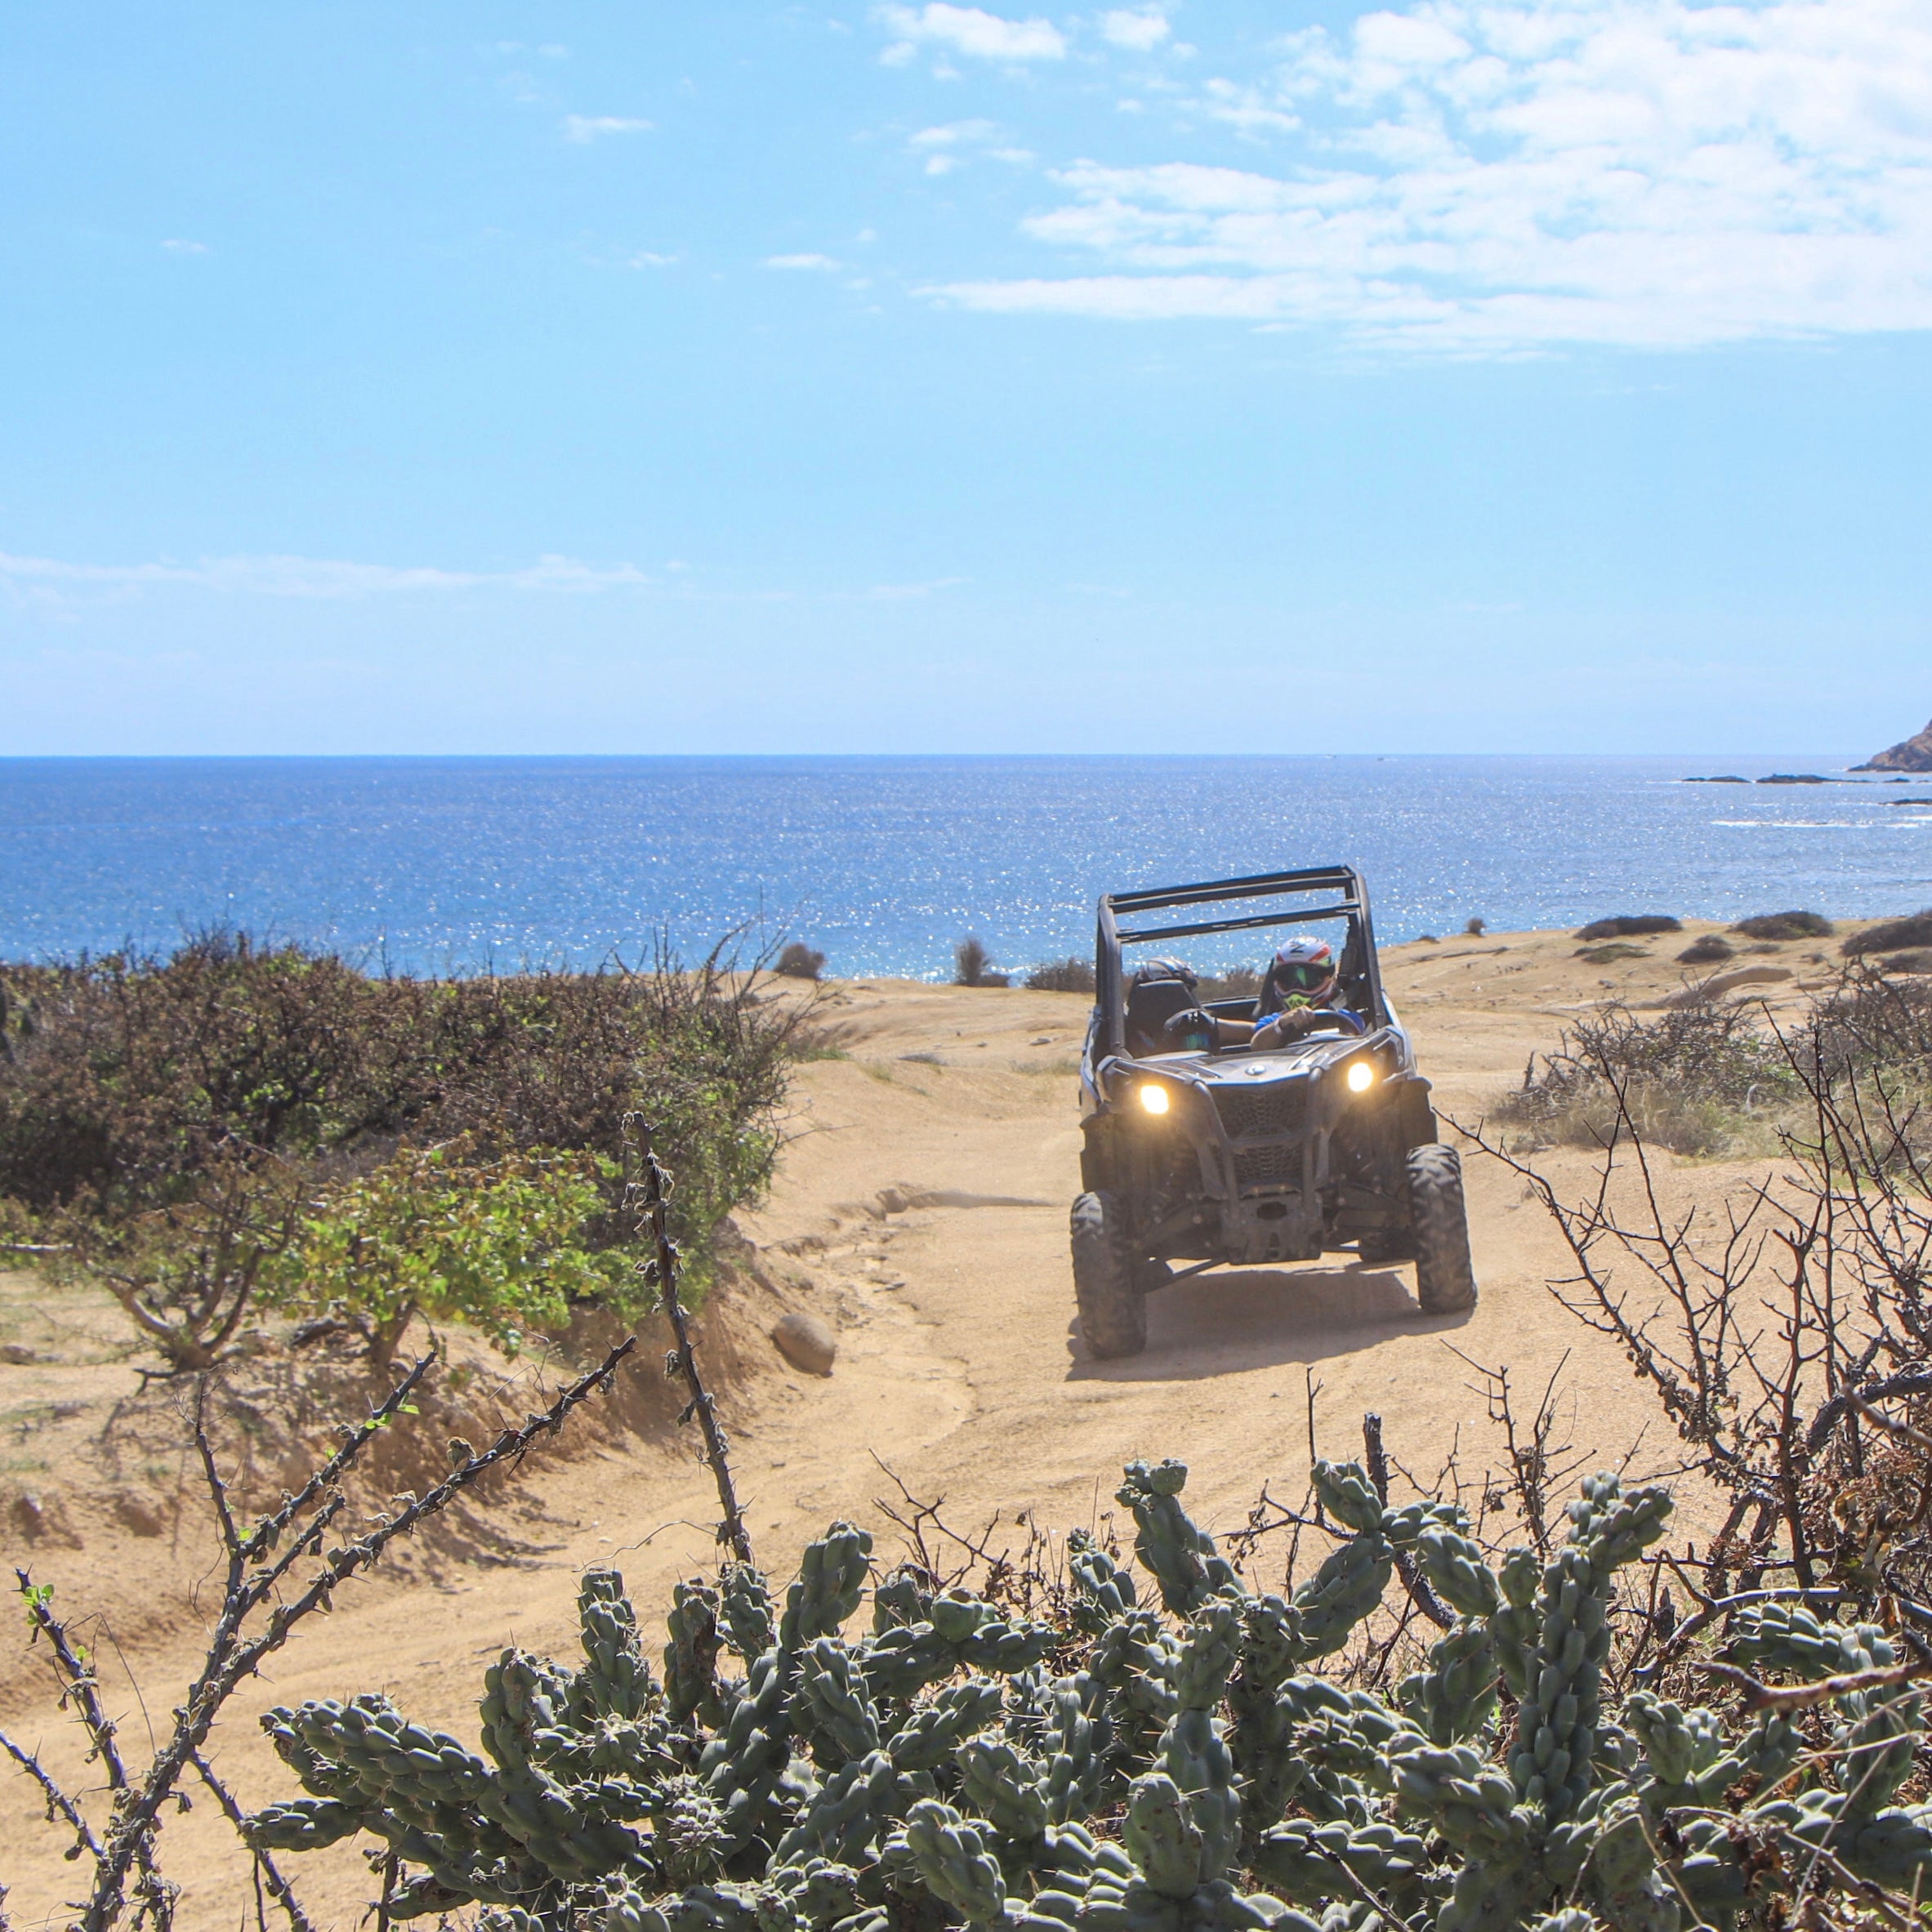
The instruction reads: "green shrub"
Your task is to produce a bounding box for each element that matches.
[1024,958,1095,994]
[1574,944,1649,965]
[1843,910,1932,956]
[1573,915,1680,941]
[265,1142,636,1365]
[248,1457,1932,1930]
[1731,910,1832,940]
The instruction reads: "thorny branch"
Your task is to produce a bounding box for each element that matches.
[624,1113,752,1564]
[0,1336,633,1932]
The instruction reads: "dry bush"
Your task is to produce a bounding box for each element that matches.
[1495,1001,1797,1156]
[1676,935,1734,965]
[952,935,1008,988]
[1733,910,1833,940]
[1024,957,1095,994]
[1843,909,1932,956]
[776,941,826,980]
[1469,1031,1932,1621]
[1575,913,1682,941]
[1196,966,1261,1001]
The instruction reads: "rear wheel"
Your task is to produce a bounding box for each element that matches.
[1407,1144,1477,1314]
[1071,1190,1147,1359]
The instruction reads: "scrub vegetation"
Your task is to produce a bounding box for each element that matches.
[0,930,804,1368]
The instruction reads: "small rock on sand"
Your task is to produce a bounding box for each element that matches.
[771,1311,837,1376]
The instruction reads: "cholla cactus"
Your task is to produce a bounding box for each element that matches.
[251,1462,1932,1932]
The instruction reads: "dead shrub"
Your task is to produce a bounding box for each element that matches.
[775,941,826,980]
[1024,957,1095,993]
[1676,935,1735,964]
[1843,908,1932,955]
[1575,913,1682,940]
[1733,908,1833,939]
[1495,1000,1797,1154]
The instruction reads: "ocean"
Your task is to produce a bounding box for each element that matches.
[2,755,1929,979]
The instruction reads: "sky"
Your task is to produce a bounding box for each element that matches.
[4,0,1931,756]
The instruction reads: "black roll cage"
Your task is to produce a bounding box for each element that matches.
[1095,863,1390,1060]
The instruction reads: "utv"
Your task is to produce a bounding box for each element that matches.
[1072,863,1475,1359]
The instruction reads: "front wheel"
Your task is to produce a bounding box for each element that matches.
[1407,1144,1478,1314]
[1071,1190,1147,1359]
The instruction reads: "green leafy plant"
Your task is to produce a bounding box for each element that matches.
[248,1456,1932,1931]
[265,1141,635,1365]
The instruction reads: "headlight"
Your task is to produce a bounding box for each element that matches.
[1138,1083,1171,1116]
[1345,1060,1376,1093]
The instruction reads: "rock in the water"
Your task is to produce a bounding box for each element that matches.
[1855,715,1932,773]
[772,1310,837,1376]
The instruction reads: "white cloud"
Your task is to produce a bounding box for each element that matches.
[161,239,209,255]
[627,251,678,269]
[864,575,968,599]
[0,551,651,602]
[926,0,1932,350]
[766,252,841,270]
[877,4,1067,62]
[1100,6,1169,51]
[910,118,1031,172]
[911,118,1002,146]
[561,114,652,142]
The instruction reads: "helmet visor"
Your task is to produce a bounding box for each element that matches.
[1276,960,1333,994]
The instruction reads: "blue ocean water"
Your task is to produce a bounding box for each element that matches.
[2,756,1930,979]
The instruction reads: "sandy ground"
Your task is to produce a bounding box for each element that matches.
[0,920,1853,1925]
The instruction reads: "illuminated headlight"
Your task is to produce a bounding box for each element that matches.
[1345,1060,1376,1094]
[1138,1083,1171,1116]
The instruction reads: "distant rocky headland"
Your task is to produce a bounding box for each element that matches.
[1855,715,1932,773]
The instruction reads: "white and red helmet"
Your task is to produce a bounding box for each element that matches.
[1270,935,1337,1002]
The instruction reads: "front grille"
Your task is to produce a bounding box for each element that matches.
[1234,1141,1300,1188]
[1212,1080,1308,1142]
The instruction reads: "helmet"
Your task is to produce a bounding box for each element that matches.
[1131,956,1197,989]
[1269,936,1336,1004]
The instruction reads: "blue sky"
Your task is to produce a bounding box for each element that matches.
[3,1,1930,756]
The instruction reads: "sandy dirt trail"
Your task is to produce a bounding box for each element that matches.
[0,926,1830,1926]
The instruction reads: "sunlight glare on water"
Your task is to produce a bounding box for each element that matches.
[2,756,1928,978]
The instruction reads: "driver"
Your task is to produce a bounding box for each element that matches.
[1162,935,1364,1051]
